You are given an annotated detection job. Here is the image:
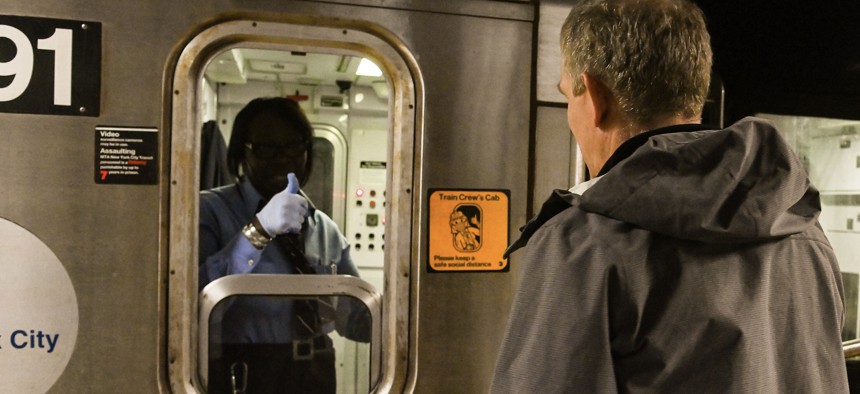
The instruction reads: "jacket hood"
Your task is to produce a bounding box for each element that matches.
[580,117,820,243]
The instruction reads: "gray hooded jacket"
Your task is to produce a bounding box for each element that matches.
[492,117,848,393]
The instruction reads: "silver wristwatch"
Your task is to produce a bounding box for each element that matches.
[242,220,272,250]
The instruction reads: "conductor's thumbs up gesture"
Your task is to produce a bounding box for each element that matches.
[256,173,308,236]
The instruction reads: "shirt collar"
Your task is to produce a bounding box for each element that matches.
[568,175,602,195]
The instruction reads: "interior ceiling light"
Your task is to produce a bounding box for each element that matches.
[356,58,383,77]
[249,60,306,74]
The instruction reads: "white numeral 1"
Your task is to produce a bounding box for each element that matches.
[38,28,73,106]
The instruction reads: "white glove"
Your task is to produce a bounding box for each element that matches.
[256,173,308,236]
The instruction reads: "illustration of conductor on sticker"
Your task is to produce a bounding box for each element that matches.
[449,204,482,252]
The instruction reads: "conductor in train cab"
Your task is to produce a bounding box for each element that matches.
[492,0,849,392]
[198,97,367,394]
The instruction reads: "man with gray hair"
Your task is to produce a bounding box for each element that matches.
[492,0,849,392]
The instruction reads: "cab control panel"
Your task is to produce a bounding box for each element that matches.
[345,129,387,270]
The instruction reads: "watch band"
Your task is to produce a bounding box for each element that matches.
[242,219,272,250]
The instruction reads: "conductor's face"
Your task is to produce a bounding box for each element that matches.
[243,111,309,200]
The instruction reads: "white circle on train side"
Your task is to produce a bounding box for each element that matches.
[0,218,78,393]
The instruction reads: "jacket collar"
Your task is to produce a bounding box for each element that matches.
[597,123,715,177]
[505,123,714,257]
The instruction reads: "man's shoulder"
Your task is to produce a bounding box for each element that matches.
[529,191,653,265]
[506,189,628,257]
[536,197,628,239]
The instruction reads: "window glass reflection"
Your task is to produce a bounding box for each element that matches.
[207,294,371,393]
[761,113,860,341]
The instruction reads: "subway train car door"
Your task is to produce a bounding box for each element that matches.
[168,17,418,393]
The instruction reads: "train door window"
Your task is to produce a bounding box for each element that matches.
[759,113,860,342]
[168,19,418,394]
[199,48,388,393]
[199,276,380,393]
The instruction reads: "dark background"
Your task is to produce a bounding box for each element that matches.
[693,1,860,123]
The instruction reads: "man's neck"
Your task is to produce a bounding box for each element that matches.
[595,122,714,177]
[590,115,701,175]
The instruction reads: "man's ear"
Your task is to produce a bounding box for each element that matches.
[581,73,609,127]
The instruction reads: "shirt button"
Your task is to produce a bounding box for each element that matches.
[247,259,254,266]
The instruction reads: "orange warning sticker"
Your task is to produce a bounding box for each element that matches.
[428,189,509,272]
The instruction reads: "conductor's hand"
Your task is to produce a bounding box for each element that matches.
[256,173,308,236]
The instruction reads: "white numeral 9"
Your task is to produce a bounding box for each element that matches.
[0,25,73,106]
[0,24,35,102]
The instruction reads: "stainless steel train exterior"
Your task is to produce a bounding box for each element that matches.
[0,1,542,393]
[3,0,860,393]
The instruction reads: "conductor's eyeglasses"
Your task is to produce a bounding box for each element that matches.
[245,142,308,159]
